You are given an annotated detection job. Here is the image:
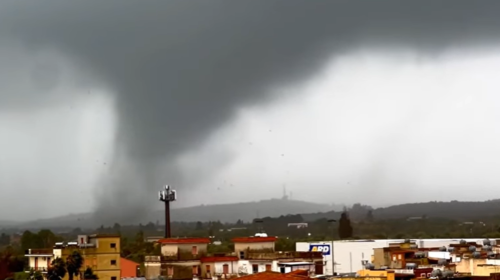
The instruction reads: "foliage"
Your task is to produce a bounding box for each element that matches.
[66,251,84,280]
[83,267,98,280]
[47,257,67,280]
[21,229,63,250]
[28,269,43,280]
[338,211,353,239]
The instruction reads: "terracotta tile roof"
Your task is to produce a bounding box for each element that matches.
[157,237,211,244]
[232,236,277,243]
[200,256,239,263]
[236,271,310,280]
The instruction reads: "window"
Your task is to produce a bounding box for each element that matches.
[110,260,117,265]
[252,264,258,273]
[206,265,211,273]
[223,264,229,274]
[239,251,245,259]
[192,265,199,275]
[111,277,117,280]
[265,264,272,272]
[192,246,198,255]
[398,254,402,260]
[110,243,116,248]
[167,267,174,276]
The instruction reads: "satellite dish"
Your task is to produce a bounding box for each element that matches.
[415,252,426,258]
[484,245,492,251]
[364,263,375,270]
[439,246,447,252]
[431,269,442,278]
[410,244,418,249]
[442,270,454,278]
[459,239,466,245]
[469,246,476,252]
[472,252,481,258]
[484,239,491,246]
[487,252,496,258]
[406,263,417,269]
[447,247,455,252]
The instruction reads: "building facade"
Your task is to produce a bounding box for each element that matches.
[145,236,323,279]
[25,234,121,280]
[296,238,491,275]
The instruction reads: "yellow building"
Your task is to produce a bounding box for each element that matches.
[54,234,121,280]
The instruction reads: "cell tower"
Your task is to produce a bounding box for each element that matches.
[158,185,177,238]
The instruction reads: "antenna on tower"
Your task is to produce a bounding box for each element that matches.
[282,185,288,200]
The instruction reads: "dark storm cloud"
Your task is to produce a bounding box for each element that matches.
[1,0,500,223]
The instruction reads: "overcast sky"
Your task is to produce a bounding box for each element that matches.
[1,1,500,222]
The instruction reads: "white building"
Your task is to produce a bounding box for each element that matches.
[296,238,486,275]
[24,249,54,275]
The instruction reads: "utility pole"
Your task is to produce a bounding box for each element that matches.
[328,219,337,276]
[158,185,177,238]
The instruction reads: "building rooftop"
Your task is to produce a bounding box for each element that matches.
[200,256,239,262]
[235,271,310,280]
[156,237,211,244]
[232,236,277,243]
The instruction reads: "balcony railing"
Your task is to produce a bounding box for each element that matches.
[161,252,207,261]
[246,251,323,260]
[25,267,49,273]
[25,249,53,256]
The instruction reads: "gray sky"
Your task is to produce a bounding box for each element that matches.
[1,1,500,222]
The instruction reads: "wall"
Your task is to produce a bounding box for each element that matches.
[121,258,139,278]
[234,242,274,254]
[160,244,178,256]
[357,269,388,277]
[200,261,239,277]
[456,259,487,274]
[144,262,160,280]
[475,265,500,276]
[28,256,51,271]
[160,243,208,257]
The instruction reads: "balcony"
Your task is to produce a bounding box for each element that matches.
[246,251,323,260]
[25,249,53,256]
[25,267,49,273]
[161,252,207,261]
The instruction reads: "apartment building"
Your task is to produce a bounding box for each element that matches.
[25,234,121,280]
[144,235,323,279]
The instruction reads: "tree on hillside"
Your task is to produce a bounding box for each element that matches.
[47,258,66,280]
[66,251,83,280]
[38,230,60,248]
[338,211,353,239]
[366,210,374,222]
[0,233,10,247]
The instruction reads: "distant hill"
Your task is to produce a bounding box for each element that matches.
[371,199,500,220]
[301,199,500,222]
[13,199,340,229]
[168,199,339,223]
[9,199,500,230]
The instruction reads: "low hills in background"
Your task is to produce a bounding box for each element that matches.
[3,198,500,230]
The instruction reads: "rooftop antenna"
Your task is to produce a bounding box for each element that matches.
[282,185,288,200]
[158,185,177,238]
